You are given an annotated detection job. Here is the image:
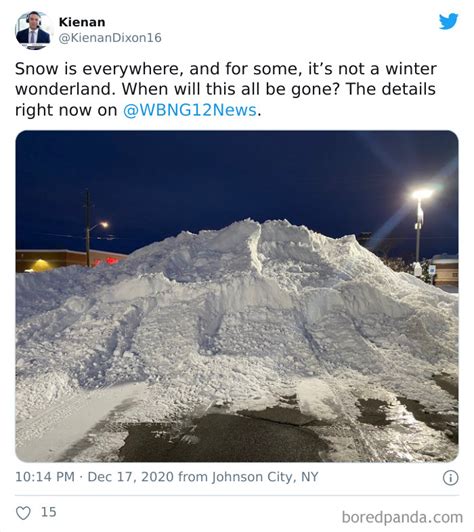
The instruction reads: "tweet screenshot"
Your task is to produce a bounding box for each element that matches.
[0,0,471,530]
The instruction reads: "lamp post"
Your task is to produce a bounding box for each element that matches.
[84,189,109,267]
[412,188,433,274]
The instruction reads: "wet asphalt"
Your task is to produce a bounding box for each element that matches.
[118,373,458,462]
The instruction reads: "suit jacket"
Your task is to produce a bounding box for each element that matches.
[16,28,50,44]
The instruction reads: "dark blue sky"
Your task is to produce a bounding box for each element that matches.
[16,131,458,260]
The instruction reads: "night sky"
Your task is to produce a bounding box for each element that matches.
[16,131,458,260]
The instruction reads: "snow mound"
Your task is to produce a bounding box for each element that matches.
[16,220,458,424]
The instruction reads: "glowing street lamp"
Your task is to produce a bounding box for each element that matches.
[84,189,109,268]
[412,189,434,201]
[85,221,109,268]
[412,188,434,273]
[91,221,109,231]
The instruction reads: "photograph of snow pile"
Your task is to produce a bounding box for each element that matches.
[16,131,458,462]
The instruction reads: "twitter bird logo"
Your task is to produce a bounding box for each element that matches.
[439,13,458,30]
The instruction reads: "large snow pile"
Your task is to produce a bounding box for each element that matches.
[16,220,458,426]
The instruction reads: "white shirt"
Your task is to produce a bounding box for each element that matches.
[28,29,38,44]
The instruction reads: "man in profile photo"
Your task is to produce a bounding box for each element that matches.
[16,11,50,49]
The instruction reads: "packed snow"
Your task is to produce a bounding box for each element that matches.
[16,220,458,461]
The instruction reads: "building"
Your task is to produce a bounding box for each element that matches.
[16,249,128,273]
[431,254,458,288]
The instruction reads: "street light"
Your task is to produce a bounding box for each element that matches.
[91,222,109,230]
[85,221,109,268]
[84,189,109,268]
[412,188,434,274]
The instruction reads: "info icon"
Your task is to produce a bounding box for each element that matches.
[443,470,459,486]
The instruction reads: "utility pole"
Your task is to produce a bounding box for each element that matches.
[84,189,92,267]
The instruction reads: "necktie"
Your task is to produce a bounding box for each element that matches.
[29,31,35,44]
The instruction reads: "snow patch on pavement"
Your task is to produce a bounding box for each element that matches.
[297,379,340,421]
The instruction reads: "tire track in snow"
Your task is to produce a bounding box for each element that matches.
[295,312,393,461]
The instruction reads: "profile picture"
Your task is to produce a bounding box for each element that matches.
[15,11,52,50]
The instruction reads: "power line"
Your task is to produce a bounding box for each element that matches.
[19,231,153,243]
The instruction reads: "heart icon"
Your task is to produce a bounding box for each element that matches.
[16,506,31,520]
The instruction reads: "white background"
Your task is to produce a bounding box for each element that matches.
[0,1,472,530]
